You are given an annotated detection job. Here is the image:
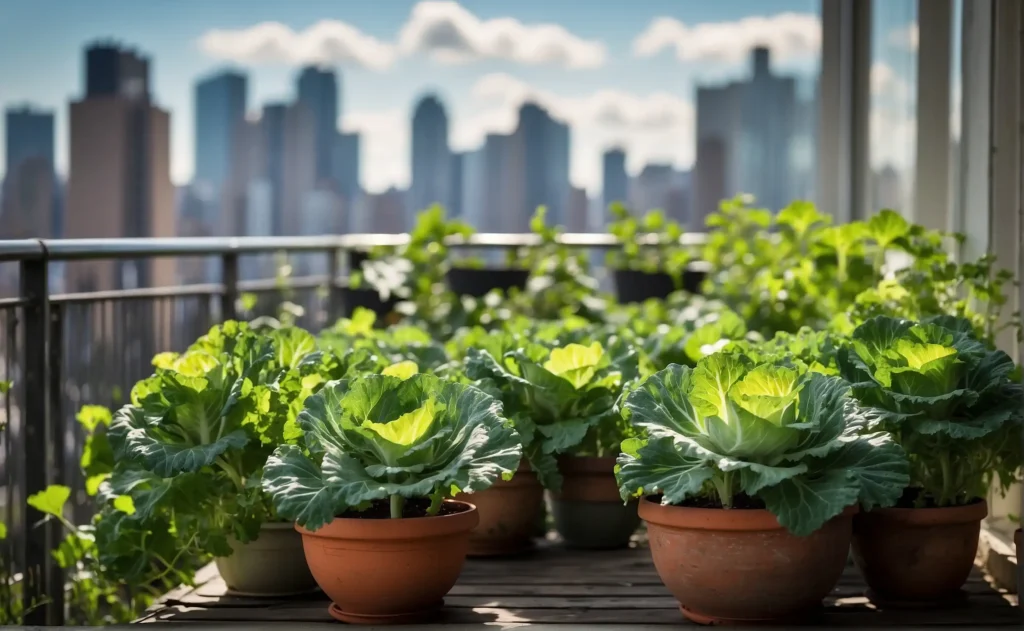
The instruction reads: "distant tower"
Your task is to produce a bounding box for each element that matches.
[2,106,57,239]
[408,94,452,225]
[602,148,628,221]
[194,70,247,189]
[67,42,175,292]
[296,66,339,183]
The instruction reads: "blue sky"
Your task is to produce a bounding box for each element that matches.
[1,0,838,193]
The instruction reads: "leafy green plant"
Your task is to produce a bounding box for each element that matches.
[103,322,325,565]
[262,372,522,529]
[616,354,909,536]
[466,339,638,489]
[606,204,691,285]
[836,316,1023,506]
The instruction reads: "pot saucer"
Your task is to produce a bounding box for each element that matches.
[328,600,443,625]
[224,586,320,598]
[864,588,968,610]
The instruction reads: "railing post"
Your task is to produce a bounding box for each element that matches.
[20,255,62,625]
[221,253,239,322]
[327,249,342,326]
[46,302,66,616]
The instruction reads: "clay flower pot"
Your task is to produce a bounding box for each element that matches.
[551,456,639,549]
[456,461,544,556]
[297,500,478,624]
[215,522,318,596]
[640,497,857,624]
[851,500,987,606]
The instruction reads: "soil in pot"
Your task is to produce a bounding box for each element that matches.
[455,461,544,556]
[551,456,639,549]
[298,498,478,624]
[447,267,529,297]
[215,522,318,596]
[851,493,987,607]
[640,495,856,624]
[613,269,676,303]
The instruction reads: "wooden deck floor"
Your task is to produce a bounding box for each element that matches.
[140,541,1020,628]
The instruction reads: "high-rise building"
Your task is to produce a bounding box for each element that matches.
[567,186,589,233]
[460,147,486,229]
[332,131,361,231]
[85,42,150,99]
[409,94,452,225]
[694,46,797,227]
[260,102,316,236]
[483,131,524,233]
[631,164,691,225]
[602,148,628,220]
[66,42,175,293]
[194,71,247,189]
[369,187,407,233]
[449,151,464,219]
[517,103,570,229]
[296,67,339,183]
[2,106,58,240]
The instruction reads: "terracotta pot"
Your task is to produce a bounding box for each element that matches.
[551,456,639,549]
[640,497,857,624]
[851,500,987,606]
[456,461,544,556]
[297,500,478,624]
[215,522,318,596]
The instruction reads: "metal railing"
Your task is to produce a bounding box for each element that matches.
[0,231,707,625]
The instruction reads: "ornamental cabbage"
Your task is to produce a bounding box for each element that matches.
[616,354,909,536]
[837,315,1023,506]
[465,339,638,489]
[261,372,522,530]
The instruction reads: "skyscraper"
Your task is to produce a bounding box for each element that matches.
[66,42,175,293]
[517,103,570,229]
[332,131,361,231]
[260,102,315,236]
[194,70,247,190]
[408,94,452,225]
[694,47,797,226]
[296,67,339,183]
[449,151,464,219]
[2,106,57,239]
[602,148,628,219]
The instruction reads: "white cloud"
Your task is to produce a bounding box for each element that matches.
[633,13,821,64]
[198,2,605,70]
[398,1,606,68]
[198,20,397,70]
[343,110,409,192]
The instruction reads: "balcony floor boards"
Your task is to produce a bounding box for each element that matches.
[139,540,1020,628]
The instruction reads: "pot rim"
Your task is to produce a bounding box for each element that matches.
[860,498,987,525]
[296,500,479,540]
[556,455,616,474]
[639,495,858,532]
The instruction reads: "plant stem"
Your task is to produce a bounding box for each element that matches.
[938,452,953,506]
[712,471,735,508]
[390,494,405,519]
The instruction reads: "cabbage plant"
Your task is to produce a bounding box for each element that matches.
[465,340,638,489]
[617,354,909,536]
[104,322,327,559]
[837,316,1023,506]
[262,372,522,530]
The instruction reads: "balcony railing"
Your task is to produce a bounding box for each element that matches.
[0,231,706,625]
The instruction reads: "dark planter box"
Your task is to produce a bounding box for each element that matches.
[613,268,705,303]
[447,267,529,297]
[340,286,398,321]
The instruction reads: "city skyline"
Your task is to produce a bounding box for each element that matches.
[0,0,843,195]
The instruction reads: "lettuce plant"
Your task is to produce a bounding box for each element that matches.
[837,316,1023,506]
[616,354,909,536]
[466,339,638,489]
[262,372,522,530]
[606,203,691,284]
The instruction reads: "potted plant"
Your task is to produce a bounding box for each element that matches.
[607,204,697,303]
[261,370,522,624]
[465,337,640,551]
[836,315,1024,605]
[616,353,908,624]
[106,322,328,596]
